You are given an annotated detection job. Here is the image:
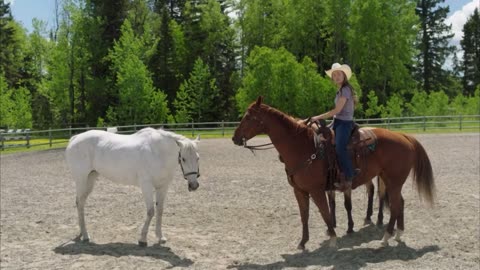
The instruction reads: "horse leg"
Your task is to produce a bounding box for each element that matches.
[155,186,169,244]
[327,190,336,228]
[377,194,385,226]
[293,188,310,250]
[377,176,386,226]
[344,189,354,233]
[139,181,155,247]
[382,188,402,247]
[365,181,374,225]
[395,195,405,242]
[310,191,337,248]
[75,171,97,242]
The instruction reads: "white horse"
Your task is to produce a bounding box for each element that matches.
[65,127,200,246]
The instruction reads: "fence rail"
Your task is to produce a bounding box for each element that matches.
[1,115,479,151]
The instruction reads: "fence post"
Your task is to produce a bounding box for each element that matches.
[134,123,137,132]
[459,115,463,131]
[26,130,30,149]
[423,116,426,131]
[386,118,390,129]
[49,128,52,147]
[191,121,195,137]
[69,126,72,138]
[222,120,225,137]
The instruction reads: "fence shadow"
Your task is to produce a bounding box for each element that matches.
[53,238,193,268]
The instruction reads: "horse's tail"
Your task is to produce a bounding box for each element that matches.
[404,134,436,205]
[377,176,389,210]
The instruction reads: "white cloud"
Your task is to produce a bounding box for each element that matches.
[444,0,478,70]
[446,0,479,44]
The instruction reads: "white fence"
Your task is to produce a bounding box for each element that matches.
[1,115,479,151]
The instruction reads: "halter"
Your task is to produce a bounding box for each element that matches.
[178,152,200,180]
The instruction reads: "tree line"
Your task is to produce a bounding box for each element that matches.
[0,0,479,129]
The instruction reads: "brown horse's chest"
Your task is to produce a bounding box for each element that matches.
[285,160,328,191]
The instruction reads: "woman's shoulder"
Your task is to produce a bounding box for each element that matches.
[340,85,353,96]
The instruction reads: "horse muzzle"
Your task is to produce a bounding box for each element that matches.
[232,136,245,146]
[188,181,199,192]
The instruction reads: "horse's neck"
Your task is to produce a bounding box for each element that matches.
[263,112,313,165]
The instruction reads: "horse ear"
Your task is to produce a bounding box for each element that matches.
[255,96,263,106]
[195,135,200,142]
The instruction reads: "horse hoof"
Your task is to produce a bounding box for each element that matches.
[380,241,389,247]
[346,229,354,234]
[297,243,305,250]
[138,241,147,247]
[364,219,373,226]
[376,221,383,227]
[82,238,90,243]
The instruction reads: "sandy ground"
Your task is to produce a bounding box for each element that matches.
[0,133,479,270]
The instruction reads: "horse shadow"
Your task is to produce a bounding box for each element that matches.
[228,225,440,270]
[53,238,193,268]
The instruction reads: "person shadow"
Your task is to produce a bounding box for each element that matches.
[53,237,193,268]
[228,225,440,270]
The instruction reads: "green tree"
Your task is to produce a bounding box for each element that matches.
[426,90,449,116]
[150,4,179,105]
[381,94,404,118]
[236,47,334,117]
[197,0,237,120]
[414,0,455,92]
[460,8,480,96]
[10,87,33,128]
[0,0,22,87]
[108,19,169,124]
[364,90,384,118]
[348,0,417,104]
[174,58,220,122]
[0,72,14,127]
[407,91,429,116]
[281,0,329,73]
[0,72,32,128]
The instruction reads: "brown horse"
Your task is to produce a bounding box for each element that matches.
[232,97,435,249]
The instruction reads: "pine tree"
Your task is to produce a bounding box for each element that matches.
[0,1,21,87]
[460,8,480,96]
[415,0,455,92]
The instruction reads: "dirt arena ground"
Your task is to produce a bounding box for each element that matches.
[1,133,479,269]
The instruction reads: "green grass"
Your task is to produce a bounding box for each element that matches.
[1,139,69,154]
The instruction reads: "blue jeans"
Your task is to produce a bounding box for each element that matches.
[333,119,354,179]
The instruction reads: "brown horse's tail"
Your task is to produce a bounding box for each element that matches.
[403,134,436,205]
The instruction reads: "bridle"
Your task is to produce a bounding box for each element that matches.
[178,152,200,180]
[240,108,275,154]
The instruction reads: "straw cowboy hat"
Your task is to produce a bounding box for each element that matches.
[325,63,352,80]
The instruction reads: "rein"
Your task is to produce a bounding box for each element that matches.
[242,139,275,155]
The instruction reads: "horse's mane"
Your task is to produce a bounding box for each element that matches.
[136,127,191,145]
[157,128,189,143]
[259,104,312,137]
